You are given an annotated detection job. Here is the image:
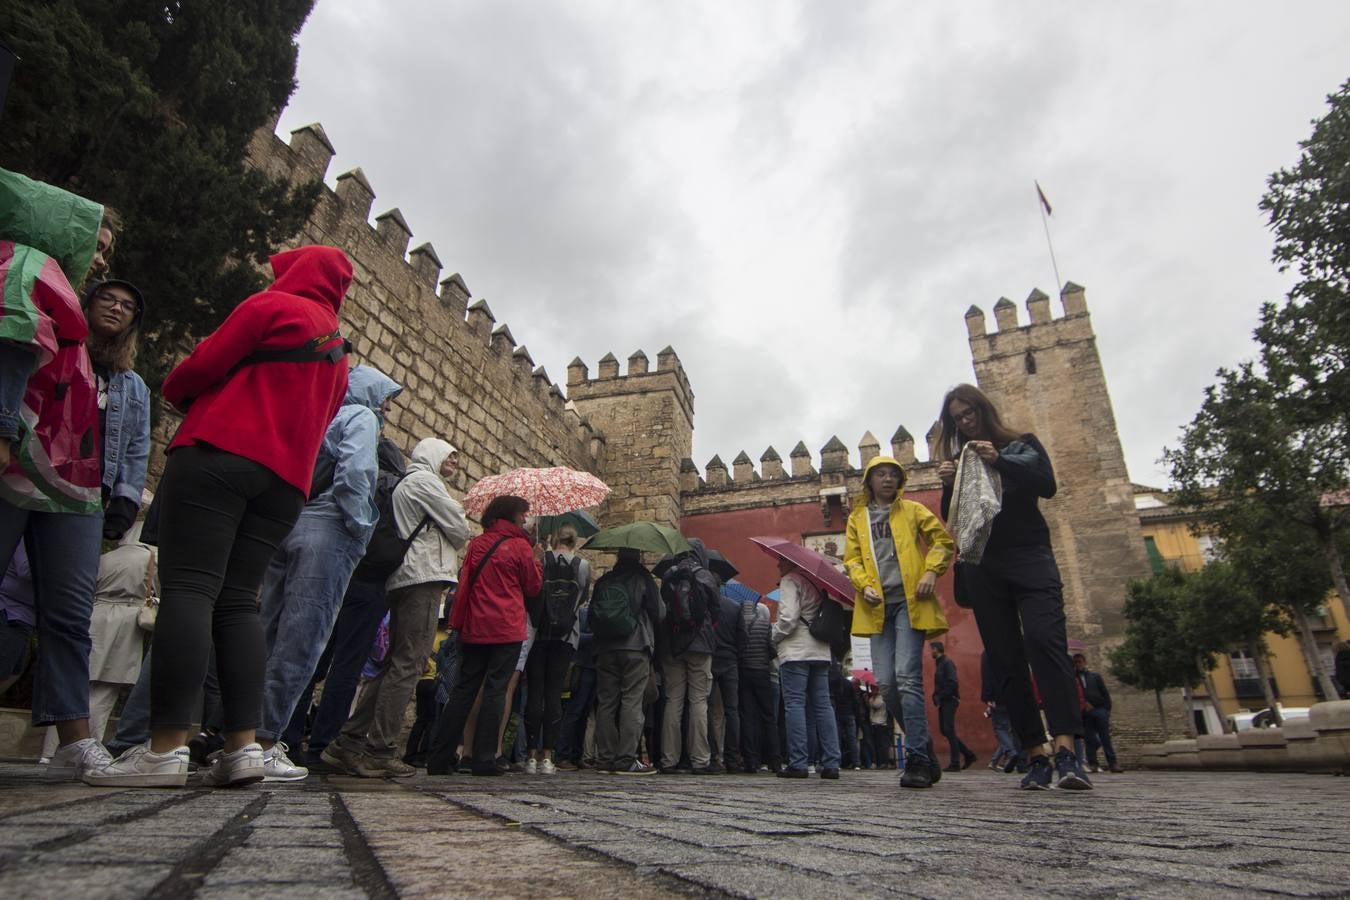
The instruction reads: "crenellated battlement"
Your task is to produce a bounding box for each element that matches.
[566,346,695,429]
[964,282,1095,370]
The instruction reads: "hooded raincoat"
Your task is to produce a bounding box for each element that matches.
[386,438,471,592]
[0,168,102,513]
[162,246,352,495]
[844,456,954,640]
[307,365,401,540]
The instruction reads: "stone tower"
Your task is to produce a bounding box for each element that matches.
[965,283,1175,740]
[567,347,694,527]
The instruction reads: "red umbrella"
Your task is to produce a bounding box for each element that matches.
[850,669,878,687]
[748,536,855,608]
[464,466,610,519]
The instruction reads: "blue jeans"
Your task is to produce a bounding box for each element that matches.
[780,661,840,771]
[991,703,1019,761]
[0,503,102,726]
[257,512,367,742]
[307,575,390,751]
[869,601,931,755]
[556,666,596,763]
[0,341,37,440]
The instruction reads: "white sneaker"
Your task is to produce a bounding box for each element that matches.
[540,758,557,776]
[84,744,189,787]
[525,757,538,775]
[44,738,112,782]
[262,741,308,782]
[200,743,265,788]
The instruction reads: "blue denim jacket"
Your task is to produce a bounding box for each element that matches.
[102,369,150,506]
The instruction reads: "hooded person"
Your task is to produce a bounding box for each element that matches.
[87,245,354,789]
[656,536,719,774]
[844,455,954,789]
[326,436,471,777]
[0,167,118,782]
[252,364,402,781]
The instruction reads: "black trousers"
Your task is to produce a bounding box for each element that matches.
[967,547,1081,749]
[524,639,573,751]
[404,679,440,762]
[427,640,521,772]
[708,660,741,767]
[151,445,304,732]
[937,699,974,766]
[738,667,779,769]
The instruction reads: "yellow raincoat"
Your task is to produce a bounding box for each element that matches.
[844,456,954,640]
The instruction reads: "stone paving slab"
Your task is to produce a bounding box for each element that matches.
[1,761,1348,897]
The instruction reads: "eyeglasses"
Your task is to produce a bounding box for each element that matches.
[952,407,978,423]
[94,292,138,313]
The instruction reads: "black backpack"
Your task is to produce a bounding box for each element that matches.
[808,596,852,660]
[661,559,715,655]
[590,570,644,640]
[531,551,582,640]
[354,470,430,582]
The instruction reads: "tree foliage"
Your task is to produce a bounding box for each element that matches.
[0,1,321,382]
[1110,568,1204,694]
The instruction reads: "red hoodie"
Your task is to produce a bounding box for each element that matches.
[450,519,543,645]
[163,246,352,495]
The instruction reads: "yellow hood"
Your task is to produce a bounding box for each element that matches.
[858,455,908,507]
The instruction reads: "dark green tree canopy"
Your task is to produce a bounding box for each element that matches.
[1,0,320,380]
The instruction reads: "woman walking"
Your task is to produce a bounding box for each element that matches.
[936,383,1091,791]
[771,559,841,780]
[87,245,353,787]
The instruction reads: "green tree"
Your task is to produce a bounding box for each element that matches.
[0,1,321,381]
[1110,568,1205,739]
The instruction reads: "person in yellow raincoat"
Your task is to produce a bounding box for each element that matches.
[844,456,954,788]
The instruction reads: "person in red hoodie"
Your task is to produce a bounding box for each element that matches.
[87,245,352,789]
[426,494,542,776]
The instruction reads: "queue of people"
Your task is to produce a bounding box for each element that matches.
[1,165,1101,795]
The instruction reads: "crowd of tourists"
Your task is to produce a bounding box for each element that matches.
[0,166,1102,795]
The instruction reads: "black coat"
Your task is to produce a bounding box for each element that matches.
[1079,669,1111,710]
[933,655,959,703]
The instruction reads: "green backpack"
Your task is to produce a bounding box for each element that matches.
[590,571,643,640]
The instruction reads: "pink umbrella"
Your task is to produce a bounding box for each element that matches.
[464,466,610,519]
[749,536,856,608]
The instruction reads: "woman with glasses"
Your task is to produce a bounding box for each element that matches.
[935,384,1091,792]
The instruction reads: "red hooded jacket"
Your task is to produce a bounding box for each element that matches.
[450,519,543,645]
[163,246,352,495]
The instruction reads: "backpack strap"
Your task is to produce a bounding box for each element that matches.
[459,534,511,600]
[232,332,352,373]
[403,513,433,550]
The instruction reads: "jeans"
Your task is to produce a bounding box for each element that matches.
[556,666,596,764]
[150,445,304,731]
[1083,707,1118,767]
[869,601,931,754]
[836,706,859,768]
[990,703,1019,762]
[0,502,103,726]
[707,660,741,768]
[780,661,841,771]
[337,582,443,757]
[257,513,368,742]
[108,647,224,755]
[659,651,712,769]
[524,639,573,751]
[738,667,779,769]
[0,340,36,440]
[595,650,649,769]
[308,576,390,751]
[967,548,1081,748]
[426,640,521,772]
[937,698,974,767]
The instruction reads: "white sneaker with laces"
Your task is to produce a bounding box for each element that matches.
[262,741,309,782]
[44,738,112,782]
[83,744,189,787]
[525,757,538,775]
[540,758,557,775]
[200,743,265,788]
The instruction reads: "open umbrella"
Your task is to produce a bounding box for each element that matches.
[536,509,600,540]
[850,669,878,688]
[464,466,610,519]
[720,580,760,605]
[749,536,856,607]
[582,522,692,556]
[705,549,739,582]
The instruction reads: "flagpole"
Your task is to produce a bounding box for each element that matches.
[1036,181,1062,293]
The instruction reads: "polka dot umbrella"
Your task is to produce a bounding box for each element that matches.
[464,466,611,519]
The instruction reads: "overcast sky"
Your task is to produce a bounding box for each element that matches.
[277,1,1350,487]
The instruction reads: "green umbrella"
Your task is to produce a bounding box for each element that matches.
[536,509,600,539]
[582,522,692,556]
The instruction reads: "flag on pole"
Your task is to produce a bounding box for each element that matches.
[1035,181,1053,216]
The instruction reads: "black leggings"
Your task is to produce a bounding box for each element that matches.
[150,445,304,731]
[967,547,1081,749]
[524,639,573,751]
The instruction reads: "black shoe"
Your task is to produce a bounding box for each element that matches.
[708,763,727,775]
[1054,748,1093,791]
[495,756,512,773]
[1020,754,1053,790]
[659,766,683,775]
[1109,765,1125,774]
[691,766,719,775]
[776,768,809,779]
[188,732,225,768]
[820,768,840,780]
[900,752,934,789]
[944,763,962,772]
[927,755,942,785]
[471,766,504,776]
[962,754,977,770]
[425,754,459,776]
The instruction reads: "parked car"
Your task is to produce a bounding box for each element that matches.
[1229,706,1310,731]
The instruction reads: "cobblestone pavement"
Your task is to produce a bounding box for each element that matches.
[1,762,1348,898]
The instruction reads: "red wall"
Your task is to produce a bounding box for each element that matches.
[682,489,999,761]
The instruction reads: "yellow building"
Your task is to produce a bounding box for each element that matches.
[1134,487,1350,733]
